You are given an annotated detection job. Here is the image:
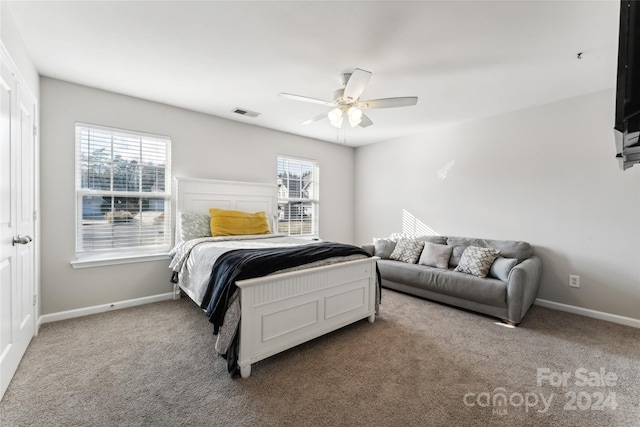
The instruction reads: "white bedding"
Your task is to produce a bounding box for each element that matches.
[170,234,317,305]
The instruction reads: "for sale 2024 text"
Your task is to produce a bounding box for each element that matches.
[537,367,618,411]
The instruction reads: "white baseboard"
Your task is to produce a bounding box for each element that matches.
[37,294,639,329]
[39,293,175,325]
[535,299,640,329]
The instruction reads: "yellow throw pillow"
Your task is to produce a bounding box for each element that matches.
[209,208,271,237]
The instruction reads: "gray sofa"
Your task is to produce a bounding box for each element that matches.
[363,235,542,325]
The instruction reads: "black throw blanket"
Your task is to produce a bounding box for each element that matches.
[199,242,379,377]
[201,242,373,331]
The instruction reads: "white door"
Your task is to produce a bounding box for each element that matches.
[0,54,36,400]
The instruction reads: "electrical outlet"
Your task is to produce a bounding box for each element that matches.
[569,275,580,288]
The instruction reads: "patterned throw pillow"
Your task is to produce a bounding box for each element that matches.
[179,211,212,242]
[389,239,425,264]
[454,246,501,278]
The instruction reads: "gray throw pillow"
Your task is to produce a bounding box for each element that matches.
[389,239,425,264]
[373,238,397,259]
[489,257,518,282]
[454,246,501,278]
[418,242,453,269]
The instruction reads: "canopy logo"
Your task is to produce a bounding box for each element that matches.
[463,388,554,416]
[463,367,619,416]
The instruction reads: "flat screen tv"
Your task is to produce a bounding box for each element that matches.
[614,0,640,170]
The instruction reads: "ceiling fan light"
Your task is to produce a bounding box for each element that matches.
[348,106,362,120]
[328,108,343,128]
[347,106,362,127]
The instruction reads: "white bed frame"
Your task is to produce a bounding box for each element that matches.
[174,177,379,378]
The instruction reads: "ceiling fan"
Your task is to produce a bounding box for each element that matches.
[280,68,418,129]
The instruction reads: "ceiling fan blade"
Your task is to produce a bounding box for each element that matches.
[358,97,418,109]
[343,68,372,102]
[280,93,335,106]
[301,112,328,126]
[359,113,373,128]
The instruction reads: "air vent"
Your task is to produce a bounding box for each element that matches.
[232,108,260,118]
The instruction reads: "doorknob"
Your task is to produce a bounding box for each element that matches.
[12,235,33,246]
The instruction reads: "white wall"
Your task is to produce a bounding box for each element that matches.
[1,1,38,92]
[40,77,355,315]
[354,89,640,321]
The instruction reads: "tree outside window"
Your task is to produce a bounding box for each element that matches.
[75,123,171,258]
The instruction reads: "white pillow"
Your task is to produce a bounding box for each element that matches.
[418,242,453,269]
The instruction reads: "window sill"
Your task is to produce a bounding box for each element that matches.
[71,252,170,269]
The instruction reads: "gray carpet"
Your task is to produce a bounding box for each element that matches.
[1,289,638,426]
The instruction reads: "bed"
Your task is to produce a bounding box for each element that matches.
[170,177,379,378]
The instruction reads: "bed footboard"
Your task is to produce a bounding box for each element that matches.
[236,257,379,378]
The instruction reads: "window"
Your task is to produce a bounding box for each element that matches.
[277,155,319,236]
[74,123,171,265]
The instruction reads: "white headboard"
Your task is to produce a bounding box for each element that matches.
[174,177,278,240]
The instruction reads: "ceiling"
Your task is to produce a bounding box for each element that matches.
[7,0,620,147]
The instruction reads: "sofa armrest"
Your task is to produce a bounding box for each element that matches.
[361,244,375,256]
[506,256,543,324]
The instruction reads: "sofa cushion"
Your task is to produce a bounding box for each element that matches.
[389,233,447,245]
[415,235,448,245]
[373,238,396,259]
[377,260,507,307]
[418,242,453,269]
[454,246,501,278]
[389,239,425,264]
[489,257,518,282]
[446,237,532,267]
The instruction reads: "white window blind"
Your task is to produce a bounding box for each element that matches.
[277,155,319,236]
[75,123,172,259]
